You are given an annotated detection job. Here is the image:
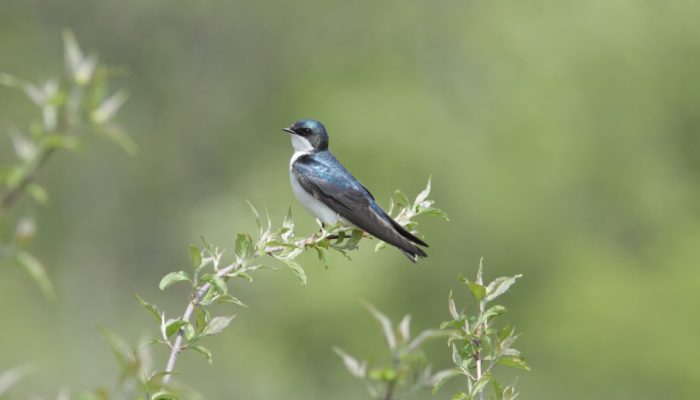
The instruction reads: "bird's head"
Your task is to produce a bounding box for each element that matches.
[283,119,329,152]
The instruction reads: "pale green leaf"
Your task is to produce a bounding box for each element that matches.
[415,176,432,205]
[98,325,134,368]
[188,244,202,270]
[159,271,190,290]
[362,302,396,350]
[62,29,84,77]
[135,295,161,322]
[430,368,461,395]
[486,275,522,302]
[332,347,366,378]
[92,90,128,124]
[190,345,213,364]
[26,184,48,205]
[13,251,54,299]
[165,319,189,339]
[280,258,307,286]
[202,315,235,336]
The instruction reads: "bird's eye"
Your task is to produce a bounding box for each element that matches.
[302,128,312,135]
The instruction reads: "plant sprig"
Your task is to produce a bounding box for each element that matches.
[133,179,445,389]
[334,302,450,400]
[0,29,134,298]
[434,259,529,400]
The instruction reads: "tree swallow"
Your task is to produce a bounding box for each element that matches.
[283,119,428,262]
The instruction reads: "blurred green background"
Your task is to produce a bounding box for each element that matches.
[1,0,699,399]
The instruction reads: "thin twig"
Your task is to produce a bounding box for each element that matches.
[0,147,56,213]
[384,379,397,400]
[475,273,485,400]
[162,226,357,383]
[162,262,237,383]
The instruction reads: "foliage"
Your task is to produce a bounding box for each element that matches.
[0,30,134,298]
[435,259,528,400]
[141,178,444,389]
[334,261,527,400]
[333,303,449,400]
[0,178,444,399]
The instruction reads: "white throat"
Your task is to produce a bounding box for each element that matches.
[290,135,315,165]
[291,135,314,153]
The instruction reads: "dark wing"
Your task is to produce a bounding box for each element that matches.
[292,154,427,260]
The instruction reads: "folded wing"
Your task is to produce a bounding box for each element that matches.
[292,154,427,261]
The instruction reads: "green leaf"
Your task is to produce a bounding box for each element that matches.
[92,90,128,124]
[315,247,330,269]
[283,207,294,230]
[498,356,531,371]
[332,347,366,378]
[368,367,396,382]
[466,281,486,302]
[477,257,484,284]
[13,251,54,299]
[374,240,388,252]
[393,190,410,208]
[421,207,450,221]
[397,314,411,343]
[42,134,81,151]
[135,294,161,322]
[430,368,461,395]
[151,390,179,400]
[74,54,98,85]
[188,244,202,270]
[62,29,84,78]
[235,271,254,282]
[281,258,307,286]
[165,319,189,339]
[481,305,507,323]
[97,325,134,368]
[471,373,491,396]
[190,345,213,364]
[450,392,469,400]
[26,184,48,205]
[182,322,196,343]
[216,294,249,308]
[362,302,396,350]
[97,125,137,155]
[159,271,190,290]
[247,201,263,238]
[235,233,254,260]
[193,306,210,333]
[202,315,235,336]
[448,290,459,319]
[492,378,504,400]
[414,176,432,205]
[201,274,228,296]
[486,275,522,302]
[407,329,449,351]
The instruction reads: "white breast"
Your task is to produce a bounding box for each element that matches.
[289,151,343,225]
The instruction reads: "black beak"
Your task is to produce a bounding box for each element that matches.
[282,127,295,134]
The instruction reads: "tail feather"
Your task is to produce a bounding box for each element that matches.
[384,214,429,262]
[386,217,428,247]
[398,244,428,263]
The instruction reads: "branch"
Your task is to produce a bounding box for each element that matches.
[163,263,237,382]
[162,226,356,383]
[155,178,446,388]
[0,147,56,213]
[475,268,485,400]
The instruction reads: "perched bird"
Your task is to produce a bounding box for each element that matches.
[283,119,428,261]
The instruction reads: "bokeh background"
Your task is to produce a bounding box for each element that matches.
[1,1,699,399]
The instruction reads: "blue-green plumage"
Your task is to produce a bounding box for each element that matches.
[283,119,428,261]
